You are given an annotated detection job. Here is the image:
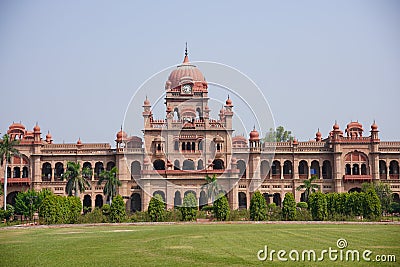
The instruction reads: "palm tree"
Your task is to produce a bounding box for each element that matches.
[201,174,222,204]
[0,134,20,210]
[64,161,91,197]
[296,174,320,202]
[97,166,120,205]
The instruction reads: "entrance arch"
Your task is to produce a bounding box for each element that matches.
[83,195,92,213]
[238,192,247,209]
[131,193,141,212]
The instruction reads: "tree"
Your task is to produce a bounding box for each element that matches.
[110,195,126,223]
[363,188,381,220]
[296,175,320,203]
[39,194,82,224]
[213,193,230,221]
[0,134,20,210]
[264,126,294,142]
[64,161,91,197]
[250,191,267,221]
[308,192,327,221]
[148,194,165,222]
[98,166,120,206]
[282,193,296,221]
[201,174,222,204]
[180,192,198,221]
[362,182,392,215]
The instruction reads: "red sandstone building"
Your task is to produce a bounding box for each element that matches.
[2,53,400,211]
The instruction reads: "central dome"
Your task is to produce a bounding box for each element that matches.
[165,53,207,90]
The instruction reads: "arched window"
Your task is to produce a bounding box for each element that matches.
[237,160,246,178]
[261,160,270,179]
[192,142,195,152]
[283,160,292,178]
[263,193,270,204]
[173,108,180,120]
[174,141,179,151]
[298,160,308,178]
[196,107,202,120]
[83,162,92,179]
[7,167,11,179]
[22,166,28,178]
[174,191,182,207]
[42,162,52,181]
[352,164,359,175]
[322,160,332,179]
[131,193,142,212]
[182,142,186,151]
[238,192,247,209]
[389,161,399,179]
[95,194,103,208]
[184,190,197,198]
[174,160,180,170]
[106,161,115,171]
[13,167,20,178]
[183,160,195,170]
[197,159,204,170]
[361,164,367,175]
[153,160,165,170]
[186,142,191,151]
[273,193,281,207]
[310,160,320,178]
[94,162,104,179]
[271,160,281,177]
[153,191,166,203]
[55,162,64,181]
[131,161,141,177]
[198,140,203,151]
[345,164,351,175]
[199,191,207,209]
[379,160,387,178]
[213,159,224,170]
[83,195,91,213]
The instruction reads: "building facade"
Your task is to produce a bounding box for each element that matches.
[2,53,400,211]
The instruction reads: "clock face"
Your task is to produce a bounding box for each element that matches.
[182,84,192,94]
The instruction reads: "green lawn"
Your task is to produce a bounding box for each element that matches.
[0,223,399,266]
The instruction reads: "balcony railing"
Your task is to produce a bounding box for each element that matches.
[343,175,372,181]
[0,178,31,184]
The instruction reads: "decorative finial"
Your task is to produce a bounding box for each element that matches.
[185,42,188,56]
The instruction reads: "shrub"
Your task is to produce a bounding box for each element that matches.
[228,209,249,221]
[39,195,82,224]
[282,193,296,221]
[110,195,126,223]
[390,202,400,213]
[296,202,308,209]
[101,204,111,216]
[250,191,267,221]
[266,203,282,221]
[0,205,14,222]
[308,192,327,221]
[148,194,165,222]
[129,211,150,222]
[213,193,230,221]
[295,208,312,221]
[164,209,182,222]
[180,193,198,221]
[78,208,108,223]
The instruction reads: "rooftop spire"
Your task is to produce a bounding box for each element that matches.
[183,42,189,63]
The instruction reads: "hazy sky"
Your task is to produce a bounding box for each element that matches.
[1,0,399,146]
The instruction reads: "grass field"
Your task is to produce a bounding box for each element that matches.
[0,222,399,267]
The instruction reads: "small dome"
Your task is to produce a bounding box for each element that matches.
[316,129,322,142]
[116,130,127,141]
[9,122,25,130]
[143,97,151,106]
[232,135,247,143]
[166,105,173,113]
[249,128,260,141]
[333,122,340,130]
[77,138,82,145]
[293,138,298,145]
[226,96,232,106]
[33,124,41,133]
[371,121,378,131]
[46,132,52,140]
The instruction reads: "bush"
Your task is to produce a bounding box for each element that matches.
[266,203,282,221]
[390,202,400,213]
[213,193,230,221]
[308,192,327,221]
[282,193,296,221]
[180,193,198,221]
[78,208,108,223]
[228,209,249,221]
[148,194,165,222]
[0,205,14,222]
[39,195,82,224]
[110,195,126,223]
[295,208,312,221]
[101,204,111,216]
[165,209,182,222]
[296,202,308,209]
[129,211,150,222]
[250,191,267,221]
